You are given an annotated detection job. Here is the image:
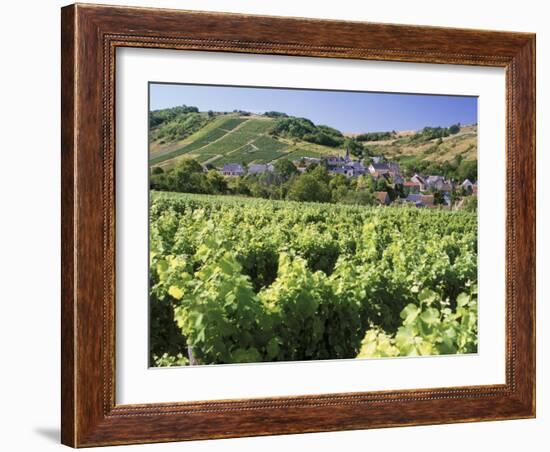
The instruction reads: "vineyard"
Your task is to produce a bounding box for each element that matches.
[149,116,247,165]
[192,119,287,164]
[149,191,478,366]
[149,114,346,168]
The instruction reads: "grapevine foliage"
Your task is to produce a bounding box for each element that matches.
[149,192,478,365]
[357,288,478,358]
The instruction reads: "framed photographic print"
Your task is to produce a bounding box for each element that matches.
[61,3,536,447]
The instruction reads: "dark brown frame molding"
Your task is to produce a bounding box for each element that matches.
[61,3,536,447]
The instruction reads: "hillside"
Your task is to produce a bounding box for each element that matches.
[362,124,477,164]
[149,109,345,168]
[149,106,477,169]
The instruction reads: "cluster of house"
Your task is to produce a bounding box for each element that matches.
[218,153,477,208]
[294,149,399,179]
[400,174,477,207]
[374,172,477,208]
[220,163,272,177]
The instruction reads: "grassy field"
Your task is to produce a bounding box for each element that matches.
[364,125,477,164]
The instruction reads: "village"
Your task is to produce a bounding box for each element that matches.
[217,148,477,209]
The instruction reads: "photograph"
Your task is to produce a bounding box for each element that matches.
[148,83,479,367]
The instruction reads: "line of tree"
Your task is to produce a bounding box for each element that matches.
[270,117,346,148]
[263,111,289,118]
[400,153,477,182]
[408,124,461,142]
[150,158,404,206]
[149,105,199,128]
[355,131,395,142]
[269,117,369,158]
[149,105,208,143]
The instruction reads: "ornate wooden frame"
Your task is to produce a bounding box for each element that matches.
[61,3,536,447]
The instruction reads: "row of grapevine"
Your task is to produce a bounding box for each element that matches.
[149,191,478,366]
[150,116,247,165]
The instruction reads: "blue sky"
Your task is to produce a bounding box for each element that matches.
[150,83,477,134]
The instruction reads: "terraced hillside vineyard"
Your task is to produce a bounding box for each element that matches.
[150,192,478,366]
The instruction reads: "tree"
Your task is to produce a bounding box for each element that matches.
[264,111,288,118]
[375,177,388,192]
[273,158,298,182]
[457,160,477,182]
[355,131,393,142]
[228,177,251,196]
[329,174,348,190]
[362,145,374,158]
[355,175,368,191]
[450,189,459,208]
[341,190,374,206]
[344,138,364,158]
[462,195,477,212]
[149,158,218,194]
[364,175,376,193]
[393,183,406,199]
[287,174,331,203]
[271,117,344,148]
[449,123,461,134]
[307,164,331,184]
[174,158,204,174]
[169,159,208,193]
[206,171,228,194]
[150,172,171,191]
[248,180,271,199]
[329,174,349,202]
[431,189,445,205]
